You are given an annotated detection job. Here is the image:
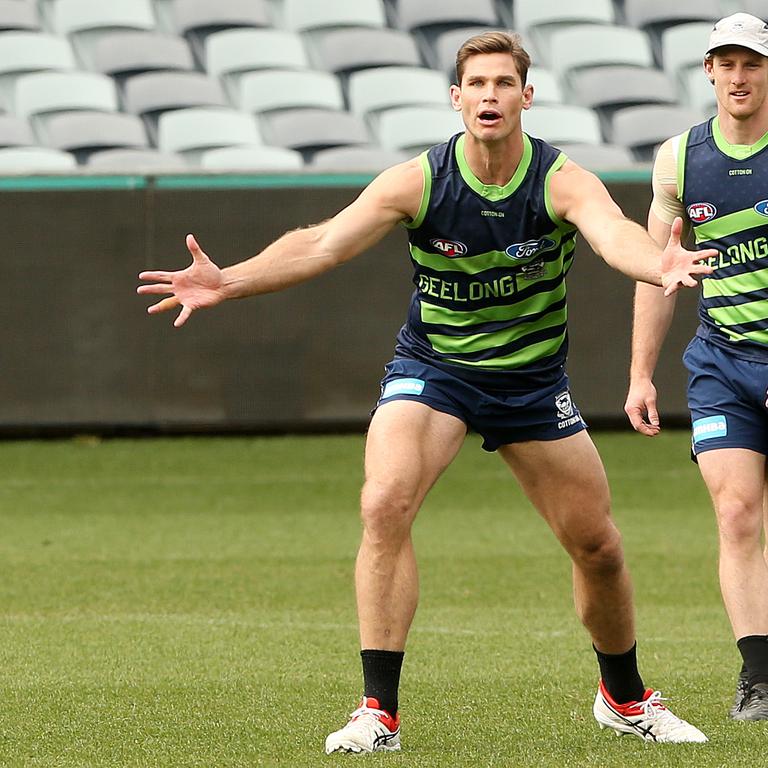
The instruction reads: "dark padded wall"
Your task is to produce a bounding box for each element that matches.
[0,176,699,434]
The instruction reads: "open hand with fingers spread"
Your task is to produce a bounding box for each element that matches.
[660,217,715,296]
[137,234,226,327]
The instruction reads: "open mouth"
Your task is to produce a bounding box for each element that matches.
[478,110,502,125]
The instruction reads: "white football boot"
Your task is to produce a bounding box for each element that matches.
[325,696,401,754]
[593,680,708,743]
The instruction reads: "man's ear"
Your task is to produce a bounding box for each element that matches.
[449,83,462,112]
[522,83,534,110]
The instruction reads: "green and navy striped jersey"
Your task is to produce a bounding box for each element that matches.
[394,132,577,386]
[679,117,768,360]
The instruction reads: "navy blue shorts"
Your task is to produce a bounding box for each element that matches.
[375,357,587,452]
[684,335,768,456]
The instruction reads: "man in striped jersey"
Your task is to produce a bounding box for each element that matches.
[625,13,768,721]
[139,31,711,750]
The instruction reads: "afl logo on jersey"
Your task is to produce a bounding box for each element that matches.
[430,238,467,257]
[505,237,555,260]
[754,199,768,217]
[687,202,717,223]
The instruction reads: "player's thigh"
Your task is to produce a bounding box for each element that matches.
[498,431,613,545]
[697,448,766,532]
[364,399,467,510]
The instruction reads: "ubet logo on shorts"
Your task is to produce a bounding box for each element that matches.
[692,415,727,442]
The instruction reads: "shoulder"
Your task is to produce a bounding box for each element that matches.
[359,156,425,222]
[548,158,622,226]
[548,158,606,199]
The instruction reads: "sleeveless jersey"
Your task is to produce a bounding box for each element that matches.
[395,132,577,388]
[678,117,768,361]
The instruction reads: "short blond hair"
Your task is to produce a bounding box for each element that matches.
[455,31,531,86]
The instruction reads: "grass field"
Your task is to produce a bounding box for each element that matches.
[0,430,763,767]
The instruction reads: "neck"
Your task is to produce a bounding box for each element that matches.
[462,131,524,185]
[717,108,768,146]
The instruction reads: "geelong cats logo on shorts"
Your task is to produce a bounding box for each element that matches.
[555,391,574,419]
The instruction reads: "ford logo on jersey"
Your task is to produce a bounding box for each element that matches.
[429,238,467,257]
[755,199,768,217]
[505,237,555,260]
[687,202,717,223]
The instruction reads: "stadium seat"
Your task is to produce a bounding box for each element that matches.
[0,30,76,74]
[236,69,344,113]
[522,104,603,146]
[13,71,118,122]
[660,22,712,93]
[0,114,35,146]
[433,26,501,82]
[374,105,463,152]
[347,66,450,118]
[0,0,40,31]
[623,0,720,65]
[528,66,563,105]
[736,0,768,17]
[393,0,499,68]
[156,106,261,158]
[48,0,156,35]
[547,25,654,76]
[258,108,372,157]
[0,145,76,171]
[199,145,305,170]
[307,27,420,78]
[169,0,273,63]
[48,0,158,66]
[280,0,387,33]
[660,22,713,74]
[86,147,189,170]
[310,145,411,171]
[37,111,149,161]
[89,31,195,80]
[513,0,615,60]
[558,142,636,170]
[122,71,227,140]
[205,28,309,100]
[609,104,703,161]
[567,65,677,123]
[0,31,76,110]
[679,67,717,115]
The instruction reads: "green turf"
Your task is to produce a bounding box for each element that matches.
[0,431,761,766]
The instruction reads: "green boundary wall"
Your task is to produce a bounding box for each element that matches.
[0,171,698,435]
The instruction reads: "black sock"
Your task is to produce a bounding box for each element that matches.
[594,642,645,704]
[360,649,404,715]
[737,635,768,688]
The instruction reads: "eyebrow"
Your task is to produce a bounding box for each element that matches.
[464,73,519,80]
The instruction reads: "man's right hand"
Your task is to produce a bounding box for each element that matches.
[624,378,661,436]
[137,234,226,327]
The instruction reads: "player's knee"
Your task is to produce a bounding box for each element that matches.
[717,498,762,544]
[360,480,417,541]
[571,526,624,575]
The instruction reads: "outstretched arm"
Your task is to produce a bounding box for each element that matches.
[549,160,714,294]
[138,159,423,327]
